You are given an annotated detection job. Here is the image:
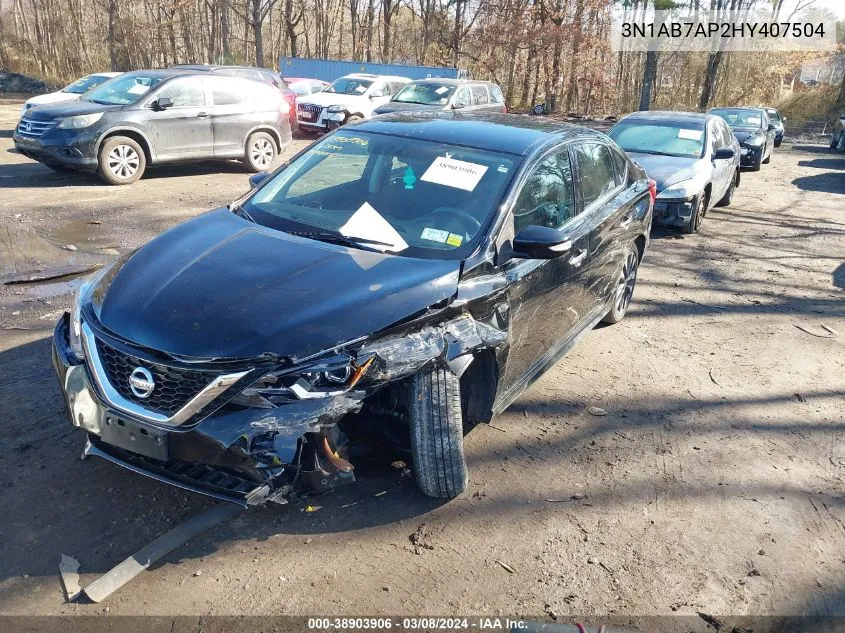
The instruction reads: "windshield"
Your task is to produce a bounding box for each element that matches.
[326,78,373,95]
[766,109,781,123]
[242,131,519,260]
[83,73,165,106]
[710,108,764,129]
[63,74,113,95]
[392,82,456,105]
[609,121,705,158]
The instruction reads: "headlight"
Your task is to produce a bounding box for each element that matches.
[237,354,375,407]
[57,113,103,129]
[326,105,346,113]
[744,135,764,147]
[19,103,28,117]
[69,261,117,360]
[657,179,701,200]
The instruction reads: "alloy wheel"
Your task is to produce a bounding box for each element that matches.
[693,196,706,230]
[107,144,140,180]
[250,138,274,169]
[615,250,639,314]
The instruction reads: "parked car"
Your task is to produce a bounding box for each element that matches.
[295,73,410,133]
[19,72,122,118]
[609,111,740,234]
[285,77,330,96]
[708,106,776,171]
[172,64,298,130]
[14,69,292,185]
[373,79,506,115]
[763,107,785,147]
[52,112,653,505]
[830,113,845,151]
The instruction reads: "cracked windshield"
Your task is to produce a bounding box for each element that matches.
[244,131,519,259]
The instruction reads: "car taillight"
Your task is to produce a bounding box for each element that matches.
[502,104,508,113]
[647,178,657,206]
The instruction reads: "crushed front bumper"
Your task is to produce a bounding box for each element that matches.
[52,314,358,506]
[14,128,99,170]
[652,195,698,228]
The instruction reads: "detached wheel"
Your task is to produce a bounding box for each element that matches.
[243,131,277,172]
[682,193,707,234]
[716,176,735,207]
[345,114,363,125]
[602,245,639,324]
[97,136,145,185]
[408,367,468,499]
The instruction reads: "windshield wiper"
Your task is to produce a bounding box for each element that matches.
[287,230,394,251]
[231,204,256,223]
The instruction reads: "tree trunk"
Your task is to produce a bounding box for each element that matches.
[107,0,118,71]
[699,50,723,110]
[639,50,658,111]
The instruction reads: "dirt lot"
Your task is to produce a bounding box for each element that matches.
[0,99,843,623]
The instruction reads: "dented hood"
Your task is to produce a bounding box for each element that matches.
[91,209,460,360]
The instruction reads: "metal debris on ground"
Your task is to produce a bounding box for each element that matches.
[495,559,516,573]
[793,323,837,338]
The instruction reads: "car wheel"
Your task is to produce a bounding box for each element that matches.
[243,132,277,172]
[97,136,146,185]
[716,177,735,207]
[682,193,707,234]
[602,245,639,324]
[774,138,782,148]
[408,366,468,499]
[837,133,845,152]
[345,114,364,125]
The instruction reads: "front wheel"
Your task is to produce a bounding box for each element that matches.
[243,131,277,172]
[97,136,146,185]
[681,193,707,234]
[602,245,639,324]
[774,138,782,148]
[408,367,468,499]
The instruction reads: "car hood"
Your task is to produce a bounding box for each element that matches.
[25,100,123,121]
[25,91,79,107]
[90,209,461,361]
[626,153,703,191]
[299,91,371,108]
[730,127,765,144]
[374,102,446,115]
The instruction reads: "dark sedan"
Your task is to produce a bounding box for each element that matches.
[52,113,652,505]
[708,107,776,171]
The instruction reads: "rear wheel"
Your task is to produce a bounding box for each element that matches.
[243,131,277,172]
[408,367,468,499]
[762,146,771,164]
[774,138,782,148]
[602,245,639,324]
[97,136,146,185]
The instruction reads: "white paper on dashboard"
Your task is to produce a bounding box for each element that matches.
[677,129,703,140]
[339,202,408,253]
[435,86,449,95]
[128,83,150,95]
[747,116,761,125]
[420,156,488,191]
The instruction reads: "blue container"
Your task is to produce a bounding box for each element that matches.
[279,57,465,82]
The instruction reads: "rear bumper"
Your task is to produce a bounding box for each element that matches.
[52,314,357,505]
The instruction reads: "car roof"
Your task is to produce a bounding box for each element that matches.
[355,111,604,156]
[285,77,326,83]
[709,106,764,112]
[91,72,122,78]
[341,73,408,81]
[406,78,496,86]
[619,110,710,125]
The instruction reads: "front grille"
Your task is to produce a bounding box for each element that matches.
[297,103,322,114]
[95,339,226,417]
[16,117,55,138]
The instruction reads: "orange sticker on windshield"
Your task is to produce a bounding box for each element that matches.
[446,233,463,247]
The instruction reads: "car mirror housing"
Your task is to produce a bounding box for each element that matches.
[249,172,269,188]
[512,225,573,260]
[451,102,466,110]
[154,97,174,111]
[767,123,776,131]
[713,147,735,160]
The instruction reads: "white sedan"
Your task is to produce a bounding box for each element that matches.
[19,72,122,118]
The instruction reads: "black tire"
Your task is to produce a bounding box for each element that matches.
[408,367,468,499]
[602,244,640,324]
[681,192,707,234]
[831,135,838,149]
[774,138,782,148]
[715,176,735,207]
[345,114,364,125]
[243,131,277,172]
[837,133,845,152]
[97,136,146,185]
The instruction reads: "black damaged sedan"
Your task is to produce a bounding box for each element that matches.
[708,107,776,171]
[53,112,653,505]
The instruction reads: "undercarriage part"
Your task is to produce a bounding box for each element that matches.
[299,429,356,495]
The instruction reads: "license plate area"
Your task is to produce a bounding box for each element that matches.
[740,148,749,156]
[100,414,169,461]
[298,112,315,121]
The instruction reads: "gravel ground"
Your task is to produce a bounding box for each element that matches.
[0,100,843,623]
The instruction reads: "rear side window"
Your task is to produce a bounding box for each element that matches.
[574,143,622,207]
[210,77,245,106]
[454,87,471,106]
[471,85,489,105]
[489,84,504,104]
[513,151,575,233]
[156,77,206,107]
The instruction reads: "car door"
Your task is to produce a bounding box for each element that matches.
[450,86,472,111]
[145,76,212,160]
[208,76,253,157]
[498,146,593,397]
[708,120,731,203]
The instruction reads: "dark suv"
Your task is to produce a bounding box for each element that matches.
[14,69,291,185]
[52,113,652,505]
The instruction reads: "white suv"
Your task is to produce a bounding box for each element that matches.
[295,73,410,133]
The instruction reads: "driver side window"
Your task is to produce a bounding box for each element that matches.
[154,77,206,108]
[513,150,575,234]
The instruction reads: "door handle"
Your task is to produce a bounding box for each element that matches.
[196,111,210,118]
[568,248,587,267]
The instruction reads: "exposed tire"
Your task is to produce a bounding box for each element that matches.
[774,138,782,148]
[408,367,468,499]
[243,131,277,172]
[602,245,639,324]
[345,114,364,125]
[681,192,707,235]
[715,177,735,207]
[97,136,146,185]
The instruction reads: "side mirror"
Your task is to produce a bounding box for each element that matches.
[154,97,174,111]
[767,123,776,131]
[512,225,572,260]
[451,101,466,110]
[781,117,787,123]
[713,147,735,160]
[249,172,269,188]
